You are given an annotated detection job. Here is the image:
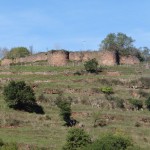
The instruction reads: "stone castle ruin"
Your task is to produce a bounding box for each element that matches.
[1,50,140,66]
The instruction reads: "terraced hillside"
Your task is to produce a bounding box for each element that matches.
[0,63,150,149]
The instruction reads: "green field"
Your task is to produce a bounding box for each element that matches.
[0,63,150,149]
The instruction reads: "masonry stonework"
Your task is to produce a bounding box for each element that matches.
[48,50,69,66]
[1,50,140,66]
[120,55,140,65]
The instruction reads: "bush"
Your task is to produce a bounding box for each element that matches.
[129,99,143,110]
[55,94,73,126]
[100,86,113,95]
[0,139,4,147]
[1,143,18,150]
[145,97,150,110]
[84,58,98,73]
[63,128,91,150]
[3,81,44,114]
[81,133,132,150]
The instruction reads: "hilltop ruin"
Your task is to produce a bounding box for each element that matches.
[1,50,140,66]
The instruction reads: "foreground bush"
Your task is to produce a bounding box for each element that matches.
[81,133,133,150]
[129,99,143,110]
[84,58,98,73]
[145,97,150,110]
[3,81,44,114]
[1,143,18,150]
[63,128,91,150]
[0,139,4,147]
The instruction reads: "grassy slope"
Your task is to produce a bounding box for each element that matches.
[0,64,150,149]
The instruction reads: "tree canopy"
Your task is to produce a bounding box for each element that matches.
[6,47,30,59]
[3,81,44,114]
[100,33,136,55]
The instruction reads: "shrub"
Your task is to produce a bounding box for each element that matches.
[3,81,44,114]
[0,139,4,147]
[129,99,143,110]
[116,98,125,109]
[1,143,18,150]
[63,128,91,150]
[145,97,150,110]
[81,133,132,150]
[139,77,150,88]
[55,94,73,126]
[100,86,113,95]
[84,58,98,73]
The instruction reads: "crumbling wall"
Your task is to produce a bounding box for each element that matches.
[120,55,140,65]
[99,51,117,66]
[15,52,48,63]
[69,51,117,66]
[69,52,84,62]
[48,50,69,66]
[1,50,140,66]
[1,59,13,66]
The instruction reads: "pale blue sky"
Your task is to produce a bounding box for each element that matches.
[0,0,150,52]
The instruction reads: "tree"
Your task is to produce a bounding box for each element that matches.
[6,47,30,59]
[0,47,9,59]
[55,94,75,126]
[100,32,135,56]
[140,47,150,61]
[3,81,44,114]
[84,58,98,73]
[63,128,91,150]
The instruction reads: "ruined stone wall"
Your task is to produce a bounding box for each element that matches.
[69,51,117,66]
[15,52,48,63]
[1,59,13,66]
[48,50,69,66]
[1,50,140,66]
[69,52,84,62]
[99,51,117,66]
[120,55,140,65]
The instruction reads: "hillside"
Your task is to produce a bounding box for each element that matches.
[0,63,150,149]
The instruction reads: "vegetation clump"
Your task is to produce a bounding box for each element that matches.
[63,128,91,150]
[145,97,150,110]
[55,94,76,126]
[84,58,98,73]
[5,47,30,59]
[100,86,113,94]
[81,133,133,150]
[129,99,143,110]
[3,81,44,114]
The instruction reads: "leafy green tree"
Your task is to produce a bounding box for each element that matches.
[84,58,98,73]
[63,128,91,150]
[6,47,30,59]
[3,81,44,114]
[100,33,135,55]
[140,47,150,61]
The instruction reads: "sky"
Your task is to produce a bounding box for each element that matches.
[0,0,150,52]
